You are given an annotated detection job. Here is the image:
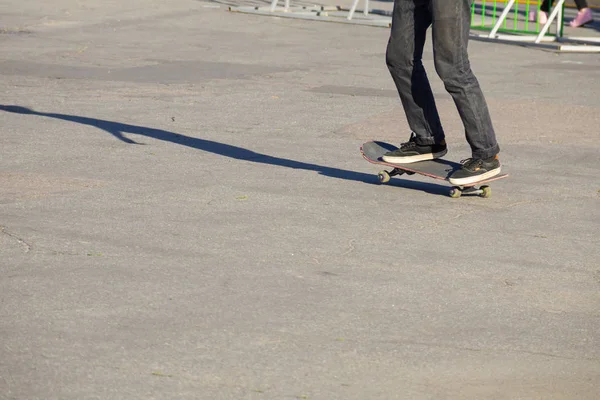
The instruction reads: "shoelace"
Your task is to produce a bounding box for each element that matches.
[400,141,417,150]
[460,158,483,171]
[400,133,419,150]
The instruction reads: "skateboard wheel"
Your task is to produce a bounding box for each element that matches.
[449,188,462,198]
[378,171,391,184]
[480,185,491,198]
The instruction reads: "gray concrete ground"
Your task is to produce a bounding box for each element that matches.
[1,1,599,399]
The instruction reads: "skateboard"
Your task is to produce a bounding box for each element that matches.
[361,141,508,198]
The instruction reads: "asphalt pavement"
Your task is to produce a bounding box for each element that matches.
[1,1,599,399]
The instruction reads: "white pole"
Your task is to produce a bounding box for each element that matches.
[348,0,360,20]
[535,0,565,43]
[556,0,563,39]
[489,0,516,38]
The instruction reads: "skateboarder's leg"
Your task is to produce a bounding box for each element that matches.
[430,0,501,185]
[386,0,444,146]
[430,0,499,160]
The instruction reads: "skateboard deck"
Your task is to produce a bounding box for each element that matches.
[361,141,508,198]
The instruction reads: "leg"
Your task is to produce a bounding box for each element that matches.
[431,0,499,160]
[540,0,553,13]
[570,0,593,27]
[386,0,444,145]
[530,0,550,23]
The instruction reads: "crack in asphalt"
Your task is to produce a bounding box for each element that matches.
[1,225,32,253]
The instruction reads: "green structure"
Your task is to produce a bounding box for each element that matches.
[470,0,564,37]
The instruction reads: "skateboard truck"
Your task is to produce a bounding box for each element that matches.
[378,168,491,198]
[377,167,414,184]
[448,185,491,199]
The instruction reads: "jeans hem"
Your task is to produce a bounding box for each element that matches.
[472,143,500,160]
[413,134,445,146]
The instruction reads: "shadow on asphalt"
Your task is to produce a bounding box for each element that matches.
[0,105,450,197]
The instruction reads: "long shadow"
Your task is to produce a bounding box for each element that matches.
[0,105,450,196]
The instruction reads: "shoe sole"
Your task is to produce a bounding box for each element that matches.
[570,17,593,27]
[449,167,501,186]
[381,149,448,164]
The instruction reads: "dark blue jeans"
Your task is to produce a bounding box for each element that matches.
[386,0,500,159]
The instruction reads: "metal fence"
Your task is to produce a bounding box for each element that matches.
[470,0,563,37]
